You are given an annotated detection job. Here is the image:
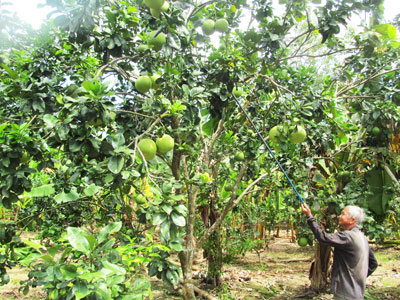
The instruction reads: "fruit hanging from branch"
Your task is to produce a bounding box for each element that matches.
[156,134,174,155]
[289,125,307,144]
[138,138,157,161]
[135,75,152,94]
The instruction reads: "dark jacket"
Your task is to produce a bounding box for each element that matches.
[306,215,378,300]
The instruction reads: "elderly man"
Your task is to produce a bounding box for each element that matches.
[301,203,378,300]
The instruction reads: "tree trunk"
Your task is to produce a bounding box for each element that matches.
[309,242,331,292]
[204,208,223,286]
[204,229,223,286]
[179,248,196,300]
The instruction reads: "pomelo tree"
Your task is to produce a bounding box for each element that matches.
[1,0,400,299]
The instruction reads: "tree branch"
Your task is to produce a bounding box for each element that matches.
[197,159,250,249]
[96,56,137,78]
[336,67,400,97]
[259,74,296,96]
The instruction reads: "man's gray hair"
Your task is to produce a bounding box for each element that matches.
[345,205,366,225]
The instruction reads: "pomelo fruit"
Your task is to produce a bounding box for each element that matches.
[156,134,174,154]
[289,125,306,144]
[215,18,229,33]
[144,0,164,10]
[148,31,166,51]
[269,125,284,143]
[135,76,152,94]
[135,194,147,204]
[202,19,215,35]
[160,1,169,11]
[232,87,243,97]
[150,74,161,89]
[298,237,308,247]
[234,151,245,161]
[138,138,157,161]
[137,44,149,52]
[224,184,233,192]
[372,126,380,135]
[150,8,161,18]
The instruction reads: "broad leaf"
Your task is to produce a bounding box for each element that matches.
[108,155,125,174]
[171,212,186,227]
[67,227,90,254]
[54,189,80,203]
[98,222,122,244]
[28,184,55,197]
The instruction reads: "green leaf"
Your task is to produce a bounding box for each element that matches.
[98,222,122,244]
[43,114,59,128]
[96,283,112,300]
[152,213,167,226]
[102,260,126,276]
[160,221,170,239]
[73,282,91,300]
[132,278,151,291]
[82,81,95,92]
[54,189,80,203]
[40,254,55,265]
[182,84,190,97]
[83,184,100,196]
[78,271,104,282]
[169,242,185,251]
[171,212,186,227]
[190,87,205,97]
[23,240,44,252]
[67,227,90,254]
[28,184,55,197]
[166,269,179,286]
[108,155,125,174]
[161,205,173,215]
[111,133,125,149]
[365,167,393,215]
[173,204,187,215]
[374,24,397,41]
[312,172,327,185]
[60,264,78,280]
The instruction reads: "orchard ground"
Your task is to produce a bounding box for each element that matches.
[1,234,400,300]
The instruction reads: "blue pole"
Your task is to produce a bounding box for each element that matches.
[233,95,305,204]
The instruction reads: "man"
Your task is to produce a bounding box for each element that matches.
[301,203,378,300]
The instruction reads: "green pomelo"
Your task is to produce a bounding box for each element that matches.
[298,237,308,247]
[214,18,229,33]
[338,170,351,181]
[202,19,215,35]
[289,125,306,144]
[148,31,166,51]
[372,126,380,135]
[135,76,152,94]
[138,138,157,161]
[232,87,243,97]
[150,74,161,89]
[137,44,149,52]
[150,8,161,18]
[224,184,233,192]
[156,134,174,154]
[160,1,169,11]
[234,151,245,161]
[135,194,147,204]
[269,125,283,143]
[144,0,164,10]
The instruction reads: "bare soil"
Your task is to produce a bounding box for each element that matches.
[1,236,400,300]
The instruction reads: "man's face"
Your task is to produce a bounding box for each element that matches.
[338,208,356,229]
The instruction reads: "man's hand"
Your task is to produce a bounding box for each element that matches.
[301,203,312,217]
